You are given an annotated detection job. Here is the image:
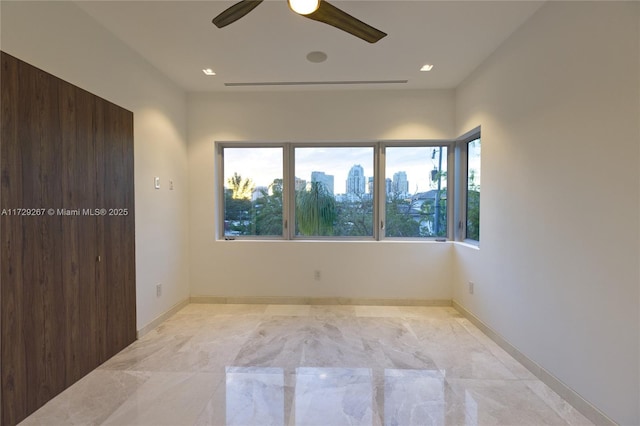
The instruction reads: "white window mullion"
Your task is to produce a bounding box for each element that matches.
[216,143,225,239]
[455,138,468,241]
[377,144,386,240]
[448,143,458,241]
[284,143,295,240]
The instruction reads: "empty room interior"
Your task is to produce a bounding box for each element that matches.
[1,1,639,425]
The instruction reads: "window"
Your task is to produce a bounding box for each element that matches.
[217,140,474,241]
[466,138,481,241]
[384,146,448,238]
[221,146,283,237]
[295,146,374,237]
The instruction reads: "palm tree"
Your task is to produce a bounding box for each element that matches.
[227,172,254,200]
[254,180,283,235]
[224,173,255,235]
[296,182,336,236]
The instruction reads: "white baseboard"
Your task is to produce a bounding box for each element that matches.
[137,298,190,338]
[452,300,616,426]
[189,296,452,307]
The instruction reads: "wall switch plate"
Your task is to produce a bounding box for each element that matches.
[169,180,174,190]
[313,270,321,281]
[468,281,474,294]
[154,177,160,189]
[156,283,162,297]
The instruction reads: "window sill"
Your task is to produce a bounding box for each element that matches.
[454,241,480,250]
[219,238,454,244]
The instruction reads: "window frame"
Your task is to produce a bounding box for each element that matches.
[216,138,474,242]
[217,142,288,240]
[290,142,378,241]
[378,141,455,240]
[454,128,481,244]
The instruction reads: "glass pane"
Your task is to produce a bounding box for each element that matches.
[223,147,283,236]
[466,138,481,241]
[295,147,374,237]
[385,146,448,238]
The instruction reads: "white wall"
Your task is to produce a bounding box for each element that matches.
[454,2,640,424]
[188,90,455,300]
[0,1,190,330]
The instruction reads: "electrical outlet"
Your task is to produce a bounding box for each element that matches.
[156,283,162,297]
[468,281,474,294]
[313,270,321,281]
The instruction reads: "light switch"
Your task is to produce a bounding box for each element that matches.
[154,177,160,189]
[169,180,174,190]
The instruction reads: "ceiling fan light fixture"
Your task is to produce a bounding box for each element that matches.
[203,68,216,76]
[288,0,320,15]
[212,0,386,43]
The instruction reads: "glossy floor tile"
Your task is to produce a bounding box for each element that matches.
[20,304,592,426]
[225,367,286,426]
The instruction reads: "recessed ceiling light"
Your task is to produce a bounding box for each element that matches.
[420,64,434,72]
[202,68,216,76]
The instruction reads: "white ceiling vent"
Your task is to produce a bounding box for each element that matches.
[224,80,409,87]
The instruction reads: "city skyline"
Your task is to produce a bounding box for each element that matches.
[222,146,469,196]
[251,164,444,198]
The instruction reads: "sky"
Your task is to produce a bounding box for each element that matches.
[295,147,373,194]
[222,144,480,195]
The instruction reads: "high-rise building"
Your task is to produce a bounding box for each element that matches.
[295,177,307,191]
[252,186,268,201]
[311,171,334,195]
[386,178,392,195]
[367,177,374,195]
[392,171,409,195]
[346,165,366,195]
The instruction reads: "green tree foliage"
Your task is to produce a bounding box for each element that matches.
[385,194,420,237]
[466,170,480,241]
[224,173,458,239]
[224,173,255,235]
[224,188,252,234]
[254,179,283,235]
[296,182,337,236]
[334,196,373,236]
[420,196,447,237]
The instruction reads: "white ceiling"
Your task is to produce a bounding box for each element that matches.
[75,0,543,92]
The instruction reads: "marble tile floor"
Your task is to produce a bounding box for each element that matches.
[20,304,593,426]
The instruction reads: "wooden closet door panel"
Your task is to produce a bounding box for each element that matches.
[59,78,81,386]
[77,89,102,377]
[101,102,136,357]
[60,85,101,383]
[92,97,109,363]
[1,50,27,426]
[0,53,69,421]
[21,55,68,413]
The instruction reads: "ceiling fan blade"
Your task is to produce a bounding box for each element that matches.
[303,1,387,43]
[212,0,264,28]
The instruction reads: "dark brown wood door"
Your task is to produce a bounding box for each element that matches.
[0,51,136,426]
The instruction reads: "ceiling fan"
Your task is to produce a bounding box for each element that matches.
[212,0,387,44]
